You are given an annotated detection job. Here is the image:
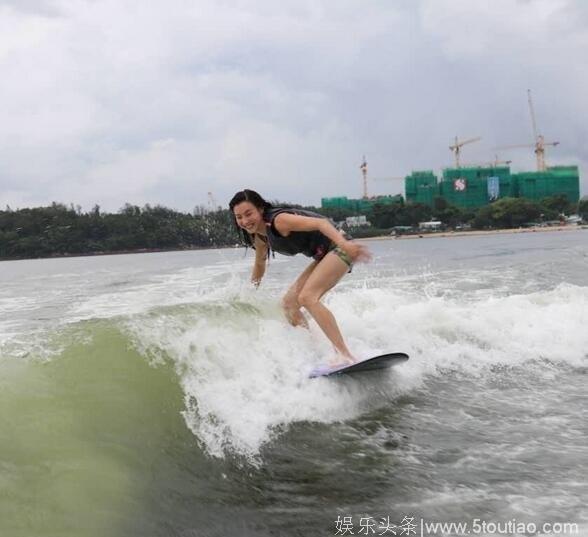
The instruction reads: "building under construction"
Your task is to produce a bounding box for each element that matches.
[322,90,581,212]
[321,156,404,211]
[321,194,403,212]
[405,164,580,209]
[323,164,580,212]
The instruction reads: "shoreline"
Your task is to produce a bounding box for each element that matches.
[0,244,235,263]
[359,224,587,241]
[1,225,585,262]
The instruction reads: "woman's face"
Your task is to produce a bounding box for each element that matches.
[233,201,264,234]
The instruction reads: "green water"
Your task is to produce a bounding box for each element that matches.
[0,323,188,537]
[1,234,587,536]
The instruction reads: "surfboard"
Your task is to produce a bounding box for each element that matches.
[309,352,409,378]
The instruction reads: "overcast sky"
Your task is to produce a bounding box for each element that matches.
[1,0,586,212]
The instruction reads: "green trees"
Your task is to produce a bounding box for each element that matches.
[367,201,432,229]
[540,194,573,215]
[0,195,584,260]
[0,204,237,259]
[468,196,581,229]
[432,197,474,227]
[472,198,541,229]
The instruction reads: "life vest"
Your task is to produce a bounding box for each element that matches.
[259,207,333,260]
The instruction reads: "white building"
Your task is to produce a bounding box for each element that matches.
[345,215,371,228]
[418,220,443,230]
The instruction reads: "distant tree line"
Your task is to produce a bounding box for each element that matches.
[0,202,237,260]
[0,195,585,260]
[315,194,586,235]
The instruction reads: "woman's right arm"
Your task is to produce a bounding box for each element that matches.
[251,234,268,287]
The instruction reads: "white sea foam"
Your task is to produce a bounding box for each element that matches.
[2,240,586,460]
[70,260,254,321]
[123,278,588,462]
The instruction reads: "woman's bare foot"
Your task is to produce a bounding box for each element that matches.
[328,354,356,367]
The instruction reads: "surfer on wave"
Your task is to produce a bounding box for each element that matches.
[229,189,371,367]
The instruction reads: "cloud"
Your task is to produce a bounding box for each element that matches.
[0,0,586,212]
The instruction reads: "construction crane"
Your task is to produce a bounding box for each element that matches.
[457,153,513,168]
[449,136,482,167]
[460,157,512,168]
[466,155,512,168]
[495,89,559,171]
[490,155,512,167]
[207,191,218,212]
[359,157,404,197]
[360,156,369,199]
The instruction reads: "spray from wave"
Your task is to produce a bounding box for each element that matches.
[2,249,586,464]
[117,279,588,463]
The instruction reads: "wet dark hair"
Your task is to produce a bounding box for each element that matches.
[229,189,273,249]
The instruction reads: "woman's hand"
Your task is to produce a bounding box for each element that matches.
[341,240,372,263]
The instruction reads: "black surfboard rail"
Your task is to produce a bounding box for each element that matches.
[309,352,409,378]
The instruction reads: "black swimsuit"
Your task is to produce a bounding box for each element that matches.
[256,208,332,260]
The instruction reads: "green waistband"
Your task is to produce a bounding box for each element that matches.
[329,243,353,268]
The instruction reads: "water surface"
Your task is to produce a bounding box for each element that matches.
[1,230,587,536]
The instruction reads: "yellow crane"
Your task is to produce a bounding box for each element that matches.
[496,89,559,171]
[360,156,369,199]
[359,156,404,197]
[490,155,512,167]
[449,136,482,167]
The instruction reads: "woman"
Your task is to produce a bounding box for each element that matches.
[229,189,371,366]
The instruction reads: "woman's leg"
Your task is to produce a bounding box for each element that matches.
[281,260,318,328]
[297,253,354,364]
